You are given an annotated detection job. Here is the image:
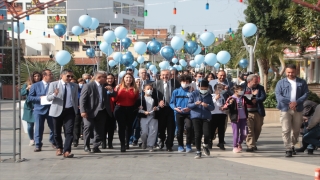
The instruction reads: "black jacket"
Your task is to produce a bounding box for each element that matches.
[224,96,253,122]
[137,94,159,119]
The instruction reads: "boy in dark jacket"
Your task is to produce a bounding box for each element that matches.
[170,75,193,153]
[188,80,215,159]
[223,85,253,153]
[138,84,159,152]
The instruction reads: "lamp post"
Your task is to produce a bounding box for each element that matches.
[242,23,258,73]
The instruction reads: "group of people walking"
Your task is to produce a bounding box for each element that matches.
[21,63,319,159]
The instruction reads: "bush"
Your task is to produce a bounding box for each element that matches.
[307,91,320,104]
[263,91,277,108]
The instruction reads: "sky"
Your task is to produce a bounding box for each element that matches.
[144,0,247,37]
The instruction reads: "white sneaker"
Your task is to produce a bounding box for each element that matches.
[29,140,34,146]
[148,146,154,152]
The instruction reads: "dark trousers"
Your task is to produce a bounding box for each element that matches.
[192,118,210,151]
[83,110,107,148]
[130,116,141,144]
[176,113,192,146]
[52,108,75,153]
[105,112,116,146]
[114,105,136,145]
[210,114,227,144]
[158,106,175,148]
[73,111,83,143]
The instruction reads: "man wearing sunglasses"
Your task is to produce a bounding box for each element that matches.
[47,69,79,158]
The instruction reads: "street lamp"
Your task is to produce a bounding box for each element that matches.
[242,23,258,73]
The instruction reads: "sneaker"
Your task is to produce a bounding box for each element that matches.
[202,144,210,156]
[186,144,192,153]
[29,140,35,146]
[292,146,296,155]
[178,146,185,152]
[285,151,292,157]
[148,146,154,152]
[307,149,314,155]
[238,144,243,151]
[233,147,241,153]
[194,151,202,159]
[253,146,258,151]
[141,143,146,149]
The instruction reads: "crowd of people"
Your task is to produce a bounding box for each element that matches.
[21,64,319,159]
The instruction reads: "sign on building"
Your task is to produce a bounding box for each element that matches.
[26,2,45,14]
[47,2,66,14]
[47,16,67,28]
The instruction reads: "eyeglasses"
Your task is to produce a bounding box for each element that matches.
[66,75,74,78]
[127,69,133,71]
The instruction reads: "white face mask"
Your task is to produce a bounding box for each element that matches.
[220,90,227,94]
[238,91,244,96]
[146,90,153,95]
[181,83,189,89]
[79,84,83,88]
[200,90,208,94]
[198,78,203,82]
[85,79,90,83]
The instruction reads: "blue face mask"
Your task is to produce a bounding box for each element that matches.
[79,84,83,88]
[198,78,203,82]
[86,79,90,83]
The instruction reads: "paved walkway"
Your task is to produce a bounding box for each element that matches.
[0,109,319,180]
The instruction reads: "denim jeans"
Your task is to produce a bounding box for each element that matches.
[34,112,55,148]
[27,122,34,140]
[129,116,141,144]
[303,125,320,148]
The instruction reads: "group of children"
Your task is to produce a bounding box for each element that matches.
[137,75,253,159]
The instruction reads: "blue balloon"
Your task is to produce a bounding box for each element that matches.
[13,22,25,34]
[242,23,257,37]
[86,48,95,58]
[113,52,122,63]
[168,66,176,70]
[189,60,196,67]
[137,56,145,64]
[103,31,116,43]
[149,65,156,71]
[72,26,82,36]
[146,62,151,69]
[55,50,71,66]
[79,15,92,28]
[199,32,215,47]
[114,26,128,39]
[204,53,217,66]
[99,42,113,55]
[159,61,170,69]
[134,42,147,55]
[121,38,132,49]
[108,60,117,67]
[239,59,249,68]
[176,65,182,71]
[214,63,220,69]
[147,39,162,55]
[184,41,198,55]
[170,36,184,50]
[121,51,134,66]
[119,71,126,78]
[194,54,204,65]
[89,18,99,30]
[172,58,178,64]
[179,59,187,67]
[160,46,175,61]
[132,61,138,67]
[193,45,201,55]
[217,51,231,65]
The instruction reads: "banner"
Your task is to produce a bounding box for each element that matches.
[47,16,67,29]
[26,2,45,14]
[47,2,66,14]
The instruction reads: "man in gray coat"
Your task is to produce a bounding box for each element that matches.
[80,71,114,153]
[47,69,78,158]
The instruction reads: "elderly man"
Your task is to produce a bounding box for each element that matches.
[82,73,91,83]
[275,64,309,157]
[209,70,234,95]
[242,74,266,152]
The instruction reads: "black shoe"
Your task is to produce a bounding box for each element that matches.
[166,147,173,152]
[108,144,114,149]
[101,141,106,149]
[126,145,130,149]
[84,146,91,152]
[194,151,202,159]
[219,144,225,150]
[253,146,258,151]
[121,143,126,152]
[246,147,254,152]
[34,148,41,152]
[295,147,306,153]
[292,146,296,155]
[132,141,138,146]
[285,151,293,157]
[208,143,213,149]
[308,149,314,155]
[92,147,102,153]
[159,141,165,149]
[216,143,221,147]
[73,142,78,147]
[202,145,210,156]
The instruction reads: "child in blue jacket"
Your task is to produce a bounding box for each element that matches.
[170,75,194,153]
[188,80,215,159]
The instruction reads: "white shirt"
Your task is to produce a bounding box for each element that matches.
[163,81,171,102]
[211,94,226,114]
[287,78,297,102]
[42,80,48,89]
[95,80,103,104]
[61,80,72,108]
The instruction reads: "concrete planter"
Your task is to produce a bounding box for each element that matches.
[264,108,280,124]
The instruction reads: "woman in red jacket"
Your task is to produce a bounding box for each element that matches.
[114,73,139,152]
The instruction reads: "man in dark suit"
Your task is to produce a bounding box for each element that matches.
[80,71,113,153]
[28,69,55,152]
[153,69,181,151]
[47,69,79,158]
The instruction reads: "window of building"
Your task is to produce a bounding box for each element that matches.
[63,42,79,52]
[138,7,144,17]
[113,1,121,13]
[122,3,129,15]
